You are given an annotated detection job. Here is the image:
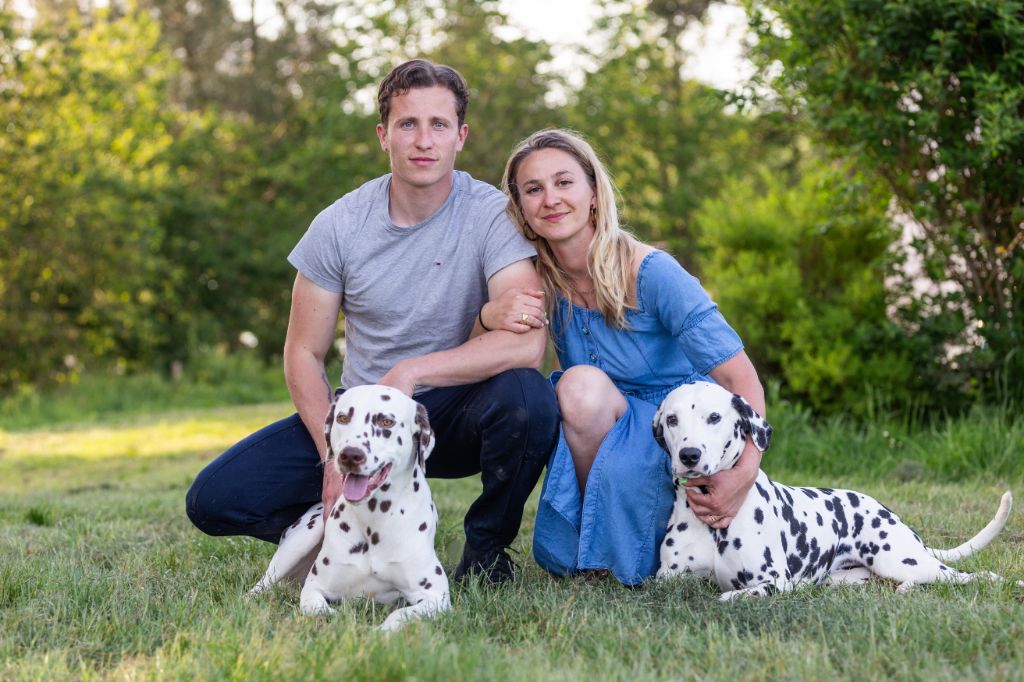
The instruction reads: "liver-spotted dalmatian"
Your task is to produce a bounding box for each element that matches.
[250,385,449,632]
[652,381,1021,600]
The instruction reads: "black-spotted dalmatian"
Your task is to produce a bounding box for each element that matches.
[250,385,449,631]
[652,381,1020,600]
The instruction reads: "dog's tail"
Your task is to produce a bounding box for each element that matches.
[928,491,1012,563]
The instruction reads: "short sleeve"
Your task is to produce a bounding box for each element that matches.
[640,251,743,375]
[479,197,536,280]
[287,204,345,293]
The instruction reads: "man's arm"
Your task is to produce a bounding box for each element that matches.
[283,272,343,462]
[379,259,547,396]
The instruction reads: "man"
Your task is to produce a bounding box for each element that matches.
[186,59,559,583]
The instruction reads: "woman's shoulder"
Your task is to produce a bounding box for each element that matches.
[636,248,709,310]
[619,243,657,309]
[631,243,659,275]
[620,244,663,314]
[635,247,685,290]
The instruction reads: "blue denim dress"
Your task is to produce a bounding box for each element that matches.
[533,250,744,585]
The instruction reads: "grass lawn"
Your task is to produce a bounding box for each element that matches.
[2,402,1023,680]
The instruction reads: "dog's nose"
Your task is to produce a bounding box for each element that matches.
[338,446,366,468]
[678,447,701,467]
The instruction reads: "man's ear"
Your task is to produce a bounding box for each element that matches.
[731,394,772,452]
[413,402,435,469]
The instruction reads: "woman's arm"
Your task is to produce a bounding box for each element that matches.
[682,350,766,529]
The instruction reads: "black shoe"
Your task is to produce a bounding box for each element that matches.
[578,568,611,583]
[452,545,517,584]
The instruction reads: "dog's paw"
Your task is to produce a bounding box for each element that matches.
[299,592,336,616]
[720,583,780,600]
[378,613,408,633]
[300,602,336,616]
[248,574,281,597]
[656,564,695,581]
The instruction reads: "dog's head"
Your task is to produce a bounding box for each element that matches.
[323,385,435,504]
[652,381,772,479]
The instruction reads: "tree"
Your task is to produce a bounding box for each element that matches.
[563,1,806,277]
[747,0,1024,400]
[566,4,721,256]
[183,0,562,356]
[427,0,561,185]
[0,7,188,387]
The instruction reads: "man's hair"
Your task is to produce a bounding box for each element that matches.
[377,59,470,126]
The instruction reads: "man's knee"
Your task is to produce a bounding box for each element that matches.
[480,368,559,457]
[185,467,219,535]
[184,455,240,537]
[497,367,558,417]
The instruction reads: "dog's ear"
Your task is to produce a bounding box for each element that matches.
[652,406,667,451]
[413,402,435,469]
[731,393,772,452]
[323,394,339,462]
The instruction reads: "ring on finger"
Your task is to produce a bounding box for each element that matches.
[520,312,530,323]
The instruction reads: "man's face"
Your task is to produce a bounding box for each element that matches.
[376,85,468,192]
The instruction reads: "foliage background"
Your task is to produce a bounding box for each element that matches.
[2,0,1022,416]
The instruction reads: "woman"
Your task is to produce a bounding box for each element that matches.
[478,129,766,585]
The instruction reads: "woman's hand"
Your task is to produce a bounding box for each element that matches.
[481,288,546,333]
[682,442,761,529]
[695,353,766,528]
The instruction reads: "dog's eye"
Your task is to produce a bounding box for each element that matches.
[380,418,395,428]
[707,413,721,425]
[666,415,678,427]
[337,414,351,425]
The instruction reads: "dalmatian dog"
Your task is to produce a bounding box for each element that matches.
[250,385,449,632]
[652,381,1019,600]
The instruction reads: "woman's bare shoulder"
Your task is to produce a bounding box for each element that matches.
[631,242,658,274]
[626,242,658,305]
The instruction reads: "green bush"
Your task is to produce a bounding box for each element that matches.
[695,160,933,414]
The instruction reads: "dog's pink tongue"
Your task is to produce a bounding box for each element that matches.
[343,474,370,502]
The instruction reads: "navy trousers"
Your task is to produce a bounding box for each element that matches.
[185,368,559,552]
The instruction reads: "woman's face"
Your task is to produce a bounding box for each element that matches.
[515,148,596,248]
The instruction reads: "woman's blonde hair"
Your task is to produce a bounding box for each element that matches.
[502,129,640,329]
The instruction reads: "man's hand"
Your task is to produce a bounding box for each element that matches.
[482,288,546,333]
[378,360,418,397]
[322,461,344,516]
[683,443,760,529]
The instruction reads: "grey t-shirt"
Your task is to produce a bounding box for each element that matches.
[288,170,536,390]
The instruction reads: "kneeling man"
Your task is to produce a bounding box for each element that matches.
[186,59,559,584]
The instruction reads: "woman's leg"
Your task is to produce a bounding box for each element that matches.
[555,366,627,496]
